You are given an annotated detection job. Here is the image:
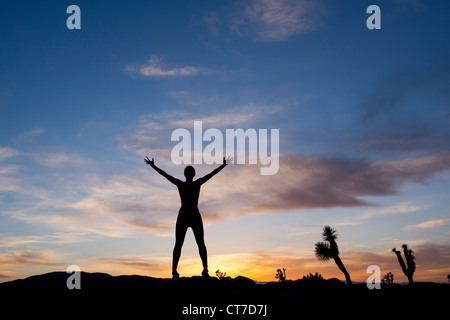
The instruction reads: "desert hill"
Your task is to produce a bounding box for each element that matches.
[0,272,447,318]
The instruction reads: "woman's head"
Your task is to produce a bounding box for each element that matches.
[184,165,195,180]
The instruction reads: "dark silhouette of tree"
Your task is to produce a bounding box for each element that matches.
[215,269,227,280]
[275,268,286,282]
[392,244,416,285]
[381,272,394,284]
[314,225,352,285]
[302,272,324,281]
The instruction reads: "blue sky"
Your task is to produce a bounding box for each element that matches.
[1,0,450,282]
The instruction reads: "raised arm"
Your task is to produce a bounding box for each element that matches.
[145,157,182,186]
[196,156,232,185]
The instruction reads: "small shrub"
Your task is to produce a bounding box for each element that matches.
[302,272,324,281]
[381,272,394,284]
[215,269,226,280]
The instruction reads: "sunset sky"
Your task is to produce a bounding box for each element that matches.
[1,0,450,283]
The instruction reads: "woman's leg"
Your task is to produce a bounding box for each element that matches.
[172,215,188,278]
[191,213,208,276]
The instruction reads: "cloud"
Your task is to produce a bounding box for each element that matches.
[0,233,91,248]
[198,152,450,221]
[0,272,15,279]
[404,218,450,230]
[18,172,178,238]
[166,90,221,108]
[4,144,450,239]
[33,152,90,168]
[92,257,169,275]
[356,202,424,220]
[0,163,148,239]
[3,112,449,239]
[230,0,320,42]
[169,104,281,128]
[0,163,48,198]
[125,55,213,77]
[67,150,449,235]
[0,146,20,160]
[119,104,283,158]
[13,128,45,143]
[0,250,64,268]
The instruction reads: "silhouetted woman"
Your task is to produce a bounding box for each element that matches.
[145,156,230,279]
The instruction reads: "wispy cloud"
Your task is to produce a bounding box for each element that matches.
[230,0,321,42]
[0,250,64,268]
[166,90,220,108]
[0,163,48,198]
[33,152,90,168]
[119,104,283,158]
[0,233,91,248]
[13,128,45,143]
[356,202,424,220]
[6,171,177,238]
[2,147,89,171]
[404,218,450,230]
[92,256,169,275]
[125,55,214,77]
[169,104,280,128]
[0,146,21,160]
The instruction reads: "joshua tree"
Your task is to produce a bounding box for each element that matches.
[215,269,227,280]
[315,225,352,285]
[275,268,286,282]
[392,244,416,285]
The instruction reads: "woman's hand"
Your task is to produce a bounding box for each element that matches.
[223,156,233,165]
[144,156,155,166]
